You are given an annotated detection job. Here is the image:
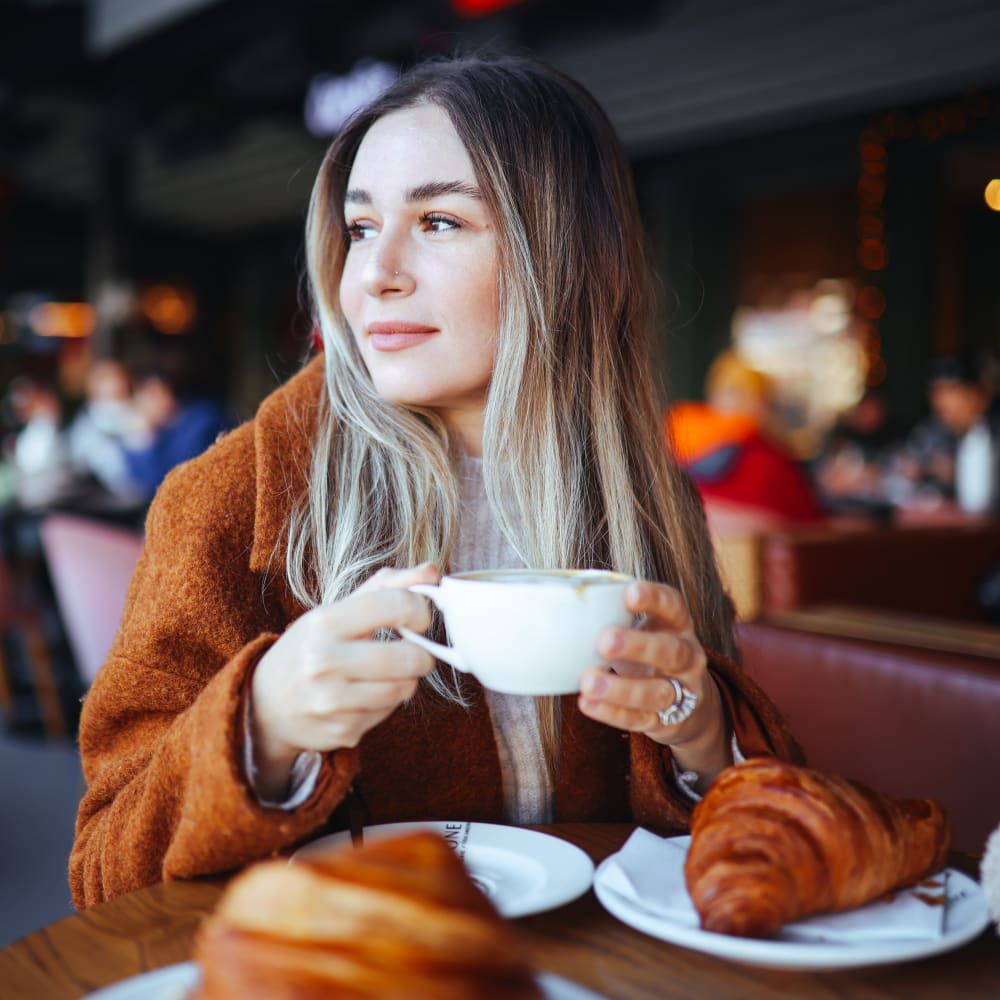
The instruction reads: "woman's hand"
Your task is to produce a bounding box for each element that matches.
[577,580,732,792]
[248,563,441,799]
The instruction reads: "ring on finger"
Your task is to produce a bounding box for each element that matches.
[656,677,698,727]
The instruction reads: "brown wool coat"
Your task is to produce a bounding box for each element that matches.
[70,356,803,909]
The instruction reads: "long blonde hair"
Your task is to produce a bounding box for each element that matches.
[290,53,735,772]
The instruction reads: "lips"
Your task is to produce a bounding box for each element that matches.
[366,321,439,352]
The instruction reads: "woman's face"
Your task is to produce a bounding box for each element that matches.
[339,103,500,447]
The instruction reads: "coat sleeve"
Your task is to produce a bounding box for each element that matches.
[70,424,358,909]
[628,650,805,831]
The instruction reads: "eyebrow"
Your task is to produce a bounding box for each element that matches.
[344,180,482,205]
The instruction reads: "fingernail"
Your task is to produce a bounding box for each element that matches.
[600,630,623,656]
[583,674,607,696]
[627,582,643,604]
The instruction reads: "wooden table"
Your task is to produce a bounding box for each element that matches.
[764,604,1000,660]
[1,824,996,999]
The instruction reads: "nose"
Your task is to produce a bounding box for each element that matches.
[362,229,415,297]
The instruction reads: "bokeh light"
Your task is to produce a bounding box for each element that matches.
[139,285,197,335]
[984,179,1000,212]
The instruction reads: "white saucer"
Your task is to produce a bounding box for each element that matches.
[292,820,595,918]
[84,961,608,999]
[593,838,991,971]
[84,963,196,1000]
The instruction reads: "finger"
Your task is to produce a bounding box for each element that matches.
[357,562,441,596]
[606,660,656,680]
[598,627,705,678]
[577,694,656,734]
[307,676,421,716]
[625,581,694,635]
[580,669,682,714]
[320,637,436,682]
[329,587,433,639]
[300,706,400,751]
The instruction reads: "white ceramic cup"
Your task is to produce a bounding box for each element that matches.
[398,568,633,695]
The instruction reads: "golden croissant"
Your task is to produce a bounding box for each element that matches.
[191,831,543,999]
[684,758,952,938]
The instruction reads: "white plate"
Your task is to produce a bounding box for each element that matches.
[84,963,197,1000]
[84,962,608,999]
[292,820,595,918]
[594,839,990,971]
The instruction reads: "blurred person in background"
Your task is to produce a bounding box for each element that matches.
[122,343,235,502]
[66,359,144,508]
[888,356,999,515]
[2,376,75,510]
[666,350,822,523]
[811,388,897,518]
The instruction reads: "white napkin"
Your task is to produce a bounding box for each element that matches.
[597,828,948,943]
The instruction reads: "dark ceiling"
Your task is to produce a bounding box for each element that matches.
[0,0,665,233]
[3,0,1000,239]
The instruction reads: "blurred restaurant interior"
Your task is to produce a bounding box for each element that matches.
[1,0,1000,959]
[4,0,1000,424]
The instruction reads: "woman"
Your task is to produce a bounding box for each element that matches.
[71,53,800,909]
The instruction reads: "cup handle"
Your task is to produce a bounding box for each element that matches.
[398,627,469,673]
[401,583,469,673]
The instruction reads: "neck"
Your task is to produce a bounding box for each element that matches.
[440,406,484,458]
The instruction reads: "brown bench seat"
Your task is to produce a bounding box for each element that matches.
[737,615,1000,856]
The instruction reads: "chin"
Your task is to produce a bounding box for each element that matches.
[368,375,482,411]
[369,378,435,407]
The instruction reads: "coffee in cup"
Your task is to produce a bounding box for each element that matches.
[398,569,633,695]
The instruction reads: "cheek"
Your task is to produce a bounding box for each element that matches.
[466,257,500,344]
[338,271,368,356]
[472,310,500,379]
[454,287,498,370]
[338,267,358,324]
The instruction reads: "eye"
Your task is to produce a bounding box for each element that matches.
[344,220,376,243]
[422,213,461,233]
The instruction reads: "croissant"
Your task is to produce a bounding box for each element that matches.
[684,758,952,938]
[191,831,543,999]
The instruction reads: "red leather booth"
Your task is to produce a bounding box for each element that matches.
[737,619,1000,856]
[759,522,1000,621]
